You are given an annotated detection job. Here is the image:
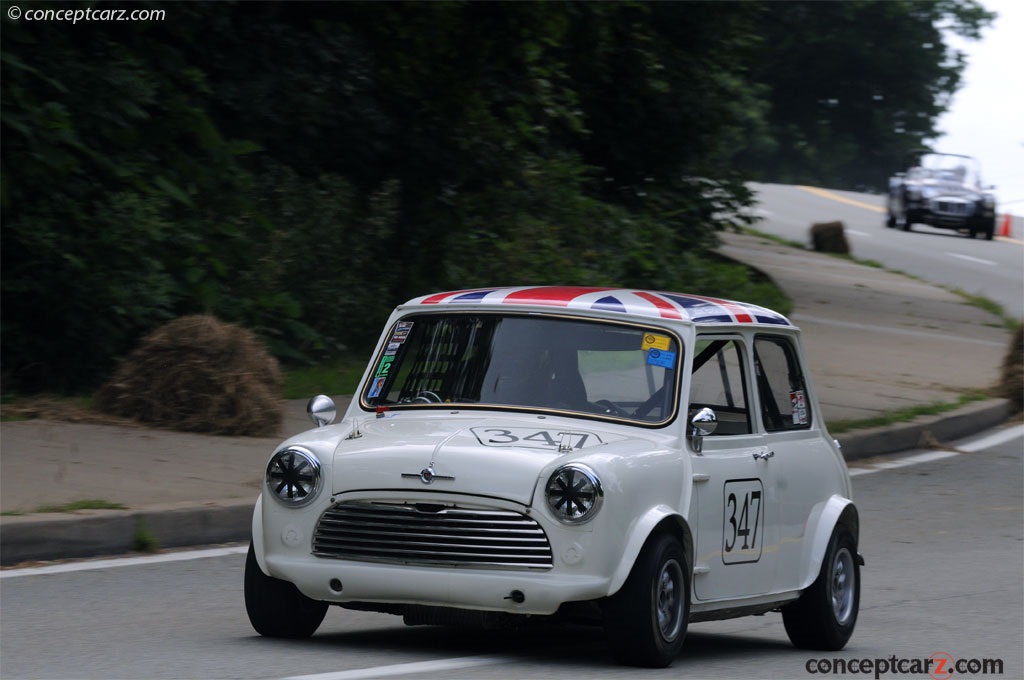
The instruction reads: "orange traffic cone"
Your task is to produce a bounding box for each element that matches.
[998,213,1011,237]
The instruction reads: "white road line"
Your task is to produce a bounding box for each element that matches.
[849,424,1023,477]
[959,424,1024,451]
[845,229,871,237]
[849,450,959,476]
[946,252,998,266]
[0,545,248,579]
[280,656,509,680]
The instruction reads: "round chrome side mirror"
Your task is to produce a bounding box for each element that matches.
[307,394,337,428]
[688,407,718,453]
[690,407,718,436]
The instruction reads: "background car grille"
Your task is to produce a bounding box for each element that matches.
[933,200,971,216]
[312,501,554,570]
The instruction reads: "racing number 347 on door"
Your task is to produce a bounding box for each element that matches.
[723,479,764,564]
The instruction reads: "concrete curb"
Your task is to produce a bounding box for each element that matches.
[1,499,253,566]
[0,400,1012,567]
[834,398,1012,461]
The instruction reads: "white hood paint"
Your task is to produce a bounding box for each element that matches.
[327,412,655,505]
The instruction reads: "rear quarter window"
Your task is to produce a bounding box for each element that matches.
[754,335,812,432]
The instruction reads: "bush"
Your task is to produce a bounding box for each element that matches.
[998,326,1023,414]
[810,221,850,255]
[95,315,283,436]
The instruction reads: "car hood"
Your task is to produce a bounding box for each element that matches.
[918,178,977,197]
[328,412,646,505]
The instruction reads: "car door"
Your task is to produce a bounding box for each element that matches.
[753,333,848,593]
[687,335,779,602]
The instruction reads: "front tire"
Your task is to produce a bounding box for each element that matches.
[605,533,689,668]
[245,543,328,638]
[782,526,859,650]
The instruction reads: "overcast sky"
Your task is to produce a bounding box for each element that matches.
[935,0,1024,210]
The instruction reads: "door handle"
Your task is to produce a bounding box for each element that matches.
[753,449,775,461]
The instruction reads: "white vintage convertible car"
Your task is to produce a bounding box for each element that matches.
[245,286,862,667]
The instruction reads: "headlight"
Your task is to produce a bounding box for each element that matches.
[545,464,603,524]
[266,447,322,507]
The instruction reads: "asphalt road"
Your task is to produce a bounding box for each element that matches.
[748,182,1024,319]
[2,424,1020,680]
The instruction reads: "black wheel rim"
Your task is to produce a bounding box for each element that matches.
[655,558,685,642]
[830,547,856,626]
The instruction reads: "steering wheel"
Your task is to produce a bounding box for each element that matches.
[413,390,442,404]
[632,386,666,419]
[594,399,630,417]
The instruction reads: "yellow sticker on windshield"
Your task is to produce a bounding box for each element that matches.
[642,333,671,351]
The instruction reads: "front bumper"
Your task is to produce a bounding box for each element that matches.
[264,552,612,615]
[258,488,625,616]
[907,196,992,229]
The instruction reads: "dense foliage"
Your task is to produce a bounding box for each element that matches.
[737,0,996,188]
[1,1,993,392]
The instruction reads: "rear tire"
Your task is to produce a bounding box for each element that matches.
[245,543,328,638]
[605,533,689,668]
[782,526,859,650]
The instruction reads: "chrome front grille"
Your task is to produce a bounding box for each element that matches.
[313,501,554,570]
[933,199,971,216]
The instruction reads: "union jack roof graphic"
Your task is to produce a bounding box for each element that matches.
[403,286,792,326]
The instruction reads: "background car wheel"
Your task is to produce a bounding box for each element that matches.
[885,212,896,228]
[604,532,689,668]
[245,543,328,638]
[782,525,859,650]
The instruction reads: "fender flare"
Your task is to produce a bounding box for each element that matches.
[797,495,860,591]
[250,494,269,575]
[607,505,693,596]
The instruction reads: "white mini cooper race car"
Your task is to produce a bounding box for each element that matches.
[245,286,862,667]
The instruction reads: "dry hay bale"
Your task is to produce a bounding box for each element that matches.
[997,326,1023,413]
[810,221,850,255]
[96,315,283,436]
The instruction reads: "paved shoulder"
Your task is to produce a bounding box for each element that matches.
[718,231,1011,423]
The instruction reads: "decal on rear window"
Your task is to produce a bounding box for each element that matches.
[790,390,808,425]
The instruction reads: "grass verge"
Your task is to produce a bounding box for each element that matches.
[826,391,992,434]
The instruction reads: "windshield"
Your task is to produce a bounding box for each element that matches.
[362,313,680,424]
[911,154,982,187]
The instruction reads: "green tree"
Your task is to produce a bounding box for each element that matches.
[1,8,256,390]
[3,1,990,394]
[736,0,995,189]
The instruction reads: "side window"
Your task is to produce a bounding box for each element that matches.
[754,335,812,432]
[688,338,751,435]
